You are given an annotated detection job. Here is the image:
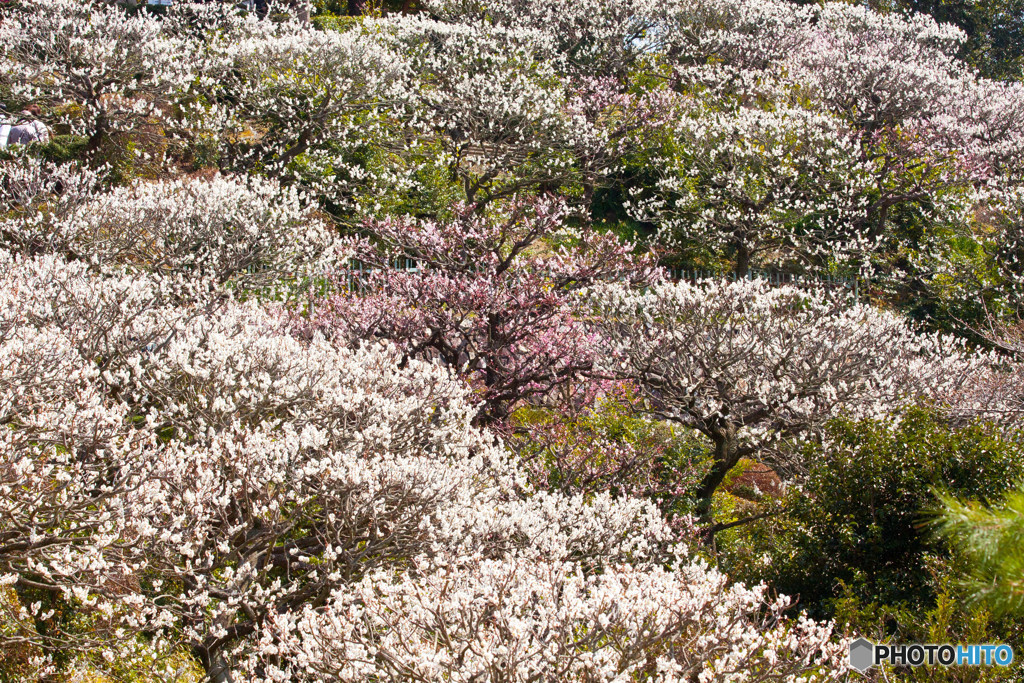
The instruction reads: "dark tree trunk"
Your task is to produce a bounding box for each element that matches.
[693,424,741,522]
[85,109,107,154]
[194,647,235,683]
[733,239,751,279]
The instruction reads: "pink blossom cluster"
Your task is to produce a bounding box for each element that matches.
[303,197,657,426]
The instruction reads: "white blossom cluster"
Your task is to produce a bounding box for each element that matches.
[585,279,1005,499]
[258,558,844,682]
[189,18,407,204]
[0,159,344,303]
[0,0,190,144]
[626,104,876,268]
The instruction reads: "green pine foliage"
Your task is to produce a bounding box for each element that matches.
[935,482,1024,618]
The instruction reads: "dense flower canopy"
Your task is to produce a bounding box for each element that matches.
[2,0,1024,679]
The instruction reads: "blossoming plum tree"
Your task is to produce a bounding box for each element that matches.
[258,558,847,682]
[307,197,655,426]
[587,279,989,517]
[0,0,188,150]
[0,162,344,304]
[182,10,406,206]
[420,0,674,79]
[368,16,662,213]
[0,252,189,674]
[627,103,872,276]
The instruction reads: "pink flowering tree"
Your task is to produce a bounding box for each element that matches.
[305,197,656,427]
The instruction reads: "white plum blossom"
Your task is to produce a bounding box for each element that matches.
[186,15,408,204]
[255,557,847,682]
[627,103,874,275]
[0,0,190,147]
[586,278,994,512]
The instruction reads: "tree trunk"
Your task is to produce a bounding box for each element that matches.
[581,181,595,214]
[733,239,751,279]
[693,424,741,522]
[194,648,235,683]
[85,116,107,154]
